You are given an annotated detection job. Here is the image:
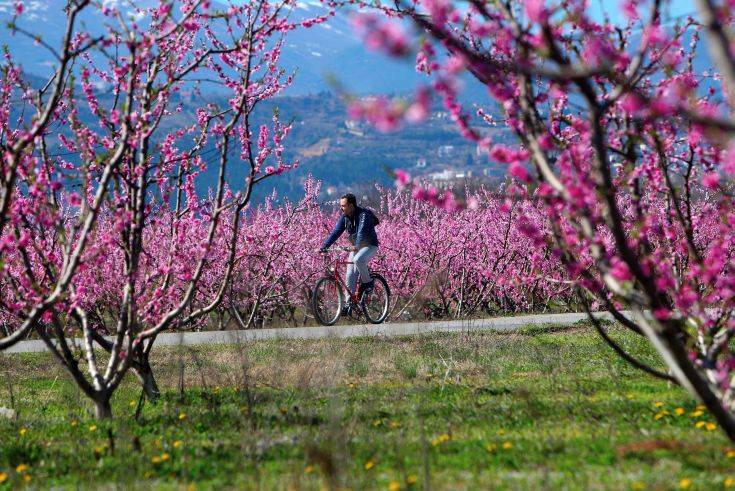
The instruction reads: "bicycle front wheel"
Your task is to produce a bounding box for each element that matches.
[312,276,343,326]
[361,274,390,324]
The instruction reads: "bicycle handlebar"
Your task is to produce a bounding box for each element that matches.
[321,246,355,253]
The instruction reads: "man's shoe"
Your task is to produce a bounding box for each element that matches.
[341,302,354,317]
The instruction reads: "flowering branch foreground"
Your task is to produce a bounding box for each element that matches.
[0,0,332,418]
[343,0,735,439]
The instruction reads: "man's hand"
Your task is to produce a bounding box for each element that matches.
[350,246,358,252]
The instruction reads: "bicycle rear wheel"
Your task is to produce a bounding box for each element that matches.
[312,276,343,326]
[361,274,390,324]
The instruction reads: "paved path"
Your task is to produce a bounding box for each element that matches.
[3,311,639,354]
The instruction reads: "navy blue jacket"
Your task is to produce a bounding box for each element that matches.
[321,206,380,250]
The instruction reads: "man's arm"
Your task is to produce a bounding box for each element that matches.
[353,210,368,249]
[321,217,345,250]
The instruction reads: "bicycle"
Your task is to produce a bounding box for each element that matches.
[312,246,391,326]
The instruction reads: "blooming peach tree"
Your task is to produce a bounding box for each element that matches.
[345,0,735,439]
[0,0,326,417]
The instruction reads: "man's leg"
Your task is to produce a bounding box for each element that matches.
[353,246,378,289]
[346,250,358,294]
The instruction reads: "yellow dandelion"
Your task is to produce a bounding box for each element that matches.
[497,429,506,435]
[388,481,401,491]
[406,475,418,485]
[725,477,735,488]
[304,465,314,474]
[654,412,665,421]
[23,474,31,483]
[695,421,707,428]
[187,484,196,491]
[485,443,497,453]
[18,427,27,436]
[70,419,78,427]
[151,456,162,464]
[213,386,221,394]
[432,434,450,446]
[691,410,704,418]
[15,464,28,473]
[631,481,645,490]
[364,460,375,470]
[347,383,355,389]
[706,422,717,431]
[389,421,401,429]
[89,424,97,432]
[696,404,706,411]
[129,400,137,408]
[372,419,382,427]
[654,401,664,408]
[0,472,7,484]
[726,450,735,458]
[161,453,170,461]
[178,412,187,421]
[679,478,692,489]
[173,440,183,448]
[674,407,685,416]
[502,441,513,450]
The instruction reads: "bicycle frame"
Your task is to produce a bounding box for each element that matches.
[322,247,372,304]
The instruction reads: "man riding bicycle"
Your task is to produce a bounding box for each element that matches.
[319,193,380,306]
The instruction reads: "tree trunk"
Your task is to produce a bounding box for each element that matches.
[134,356,161,403]
[94,397,112,419]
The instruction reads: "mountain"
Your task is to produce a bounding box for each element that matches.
[1,1,720,204]
[0,0,434,96]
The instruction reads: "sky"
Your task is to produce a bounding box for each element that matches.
[589,0,696,25]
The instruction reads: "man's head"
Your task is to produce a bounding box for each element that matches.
[340,193,357,217]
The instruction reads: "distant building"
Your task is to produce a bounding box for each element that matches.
[438,145,455,157]
[429,169,455,181]
[344,120,364,137]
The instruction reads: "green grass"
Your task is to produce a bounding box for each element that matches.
[0,324,733,489]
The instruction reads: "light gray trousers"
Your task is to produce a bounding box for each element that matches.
[346,245,378,294]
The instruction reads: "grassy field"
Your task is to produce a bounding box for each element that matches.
[0,323,733,489]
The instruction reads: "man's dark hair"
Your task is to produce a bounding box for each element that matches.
[341,193,357,206]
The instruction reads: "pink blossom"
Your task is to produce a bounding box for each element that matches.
[405,88,431,123]
[69,193,82,206]
[620,93,645,114]
[621,0,639,21]
[525,0,549,24]
[351,14,409,57]
[509,161,530,182]
[643,24,668,47]
[489,144,529,164]
[702,171,720,189]
[394,169,411,189]
[609,258,632,282]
